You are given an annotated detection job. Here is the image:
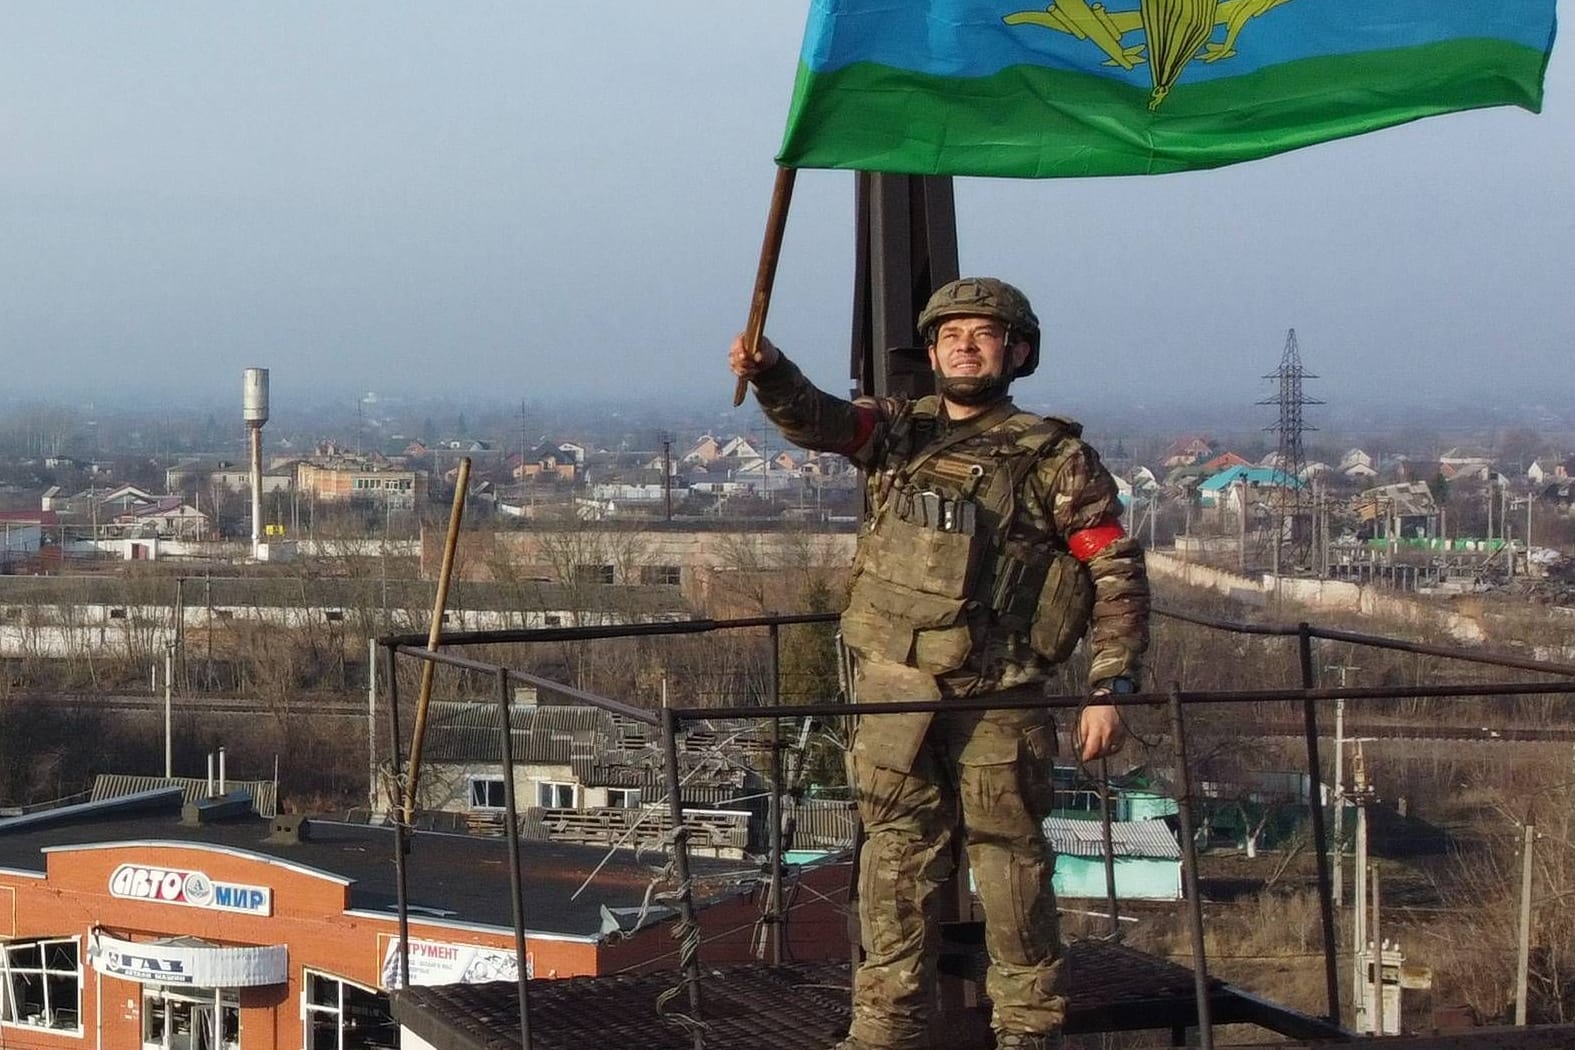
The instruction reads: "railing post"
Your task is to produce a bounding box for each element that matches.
[496,668,534,1049]
[1299,623,1341,1024]
[1168,685,1213,1050]
[768,623,784,966]
[382,641,411,991]
[662,705,706,1048]
[1098,756,1119,938]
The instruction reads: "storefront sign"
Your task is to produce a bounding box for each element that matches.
[108,864,271,916]
[89,931,287,987]
[379,937,529,990]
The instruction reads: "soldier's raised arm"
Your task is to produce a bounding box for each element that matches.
[729,332,892,469]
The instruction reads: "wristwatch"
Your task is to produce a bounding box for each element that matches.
[1091,676,1139,696]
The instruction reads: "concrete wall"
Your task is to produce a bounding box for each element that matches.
[1147,551,1488,644]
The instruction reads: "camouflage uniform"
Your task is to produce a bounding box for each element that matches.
[750,351,1149,1050]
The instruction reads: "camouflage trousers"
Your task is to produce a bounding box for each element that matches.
[848,706,1066,1050]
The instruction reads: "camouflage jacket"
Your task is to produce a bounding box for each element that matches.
[752,352,1149,692]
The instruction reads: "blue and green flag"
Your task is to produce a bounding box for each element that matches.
[776,0,1558,177]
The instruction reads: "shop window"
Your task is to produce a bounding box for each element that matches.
[303,971,398,1050]
[468,776,507,810]
[536,781,577,809]
[0,936,81,1032]
[142,987,238,1050]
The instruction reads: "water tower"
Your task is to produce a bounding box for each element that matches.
[243,368,269,559]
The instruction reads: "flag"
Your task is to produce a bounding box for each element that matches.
[776,0,1558,177]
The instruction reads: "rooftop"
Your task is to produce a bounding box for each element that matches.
[0,794,747,938]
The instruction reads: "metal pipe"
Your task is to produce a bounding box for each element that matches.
[768,623,784,966]
[164,643,174,778]
[670,679,1575,722]
[1098,756,1119,938]
[368,637,378,812]
[1167,685,1213,1049]
[378,611,839,650]
[393,645,659,725]
[1298,624,1340,1025]
[496,668,534,1049]
[1156,606,1575,679]
[1371,865,1383,1035]
[661,706,705,1048]
[404,457,471,823]
[218,746,226,794]
[384,641,412,991]
[395,640,1575,723]
[248,424,263,558]
[384,604,1575,681]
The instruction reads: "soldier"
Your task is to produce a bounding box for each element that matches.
[730,277,1149,1050]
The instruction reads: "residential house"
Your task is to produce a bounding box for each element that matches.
[1043,817,1182,901]
[1160,435,1216,468]
[0,510,58,572]
[681,435,724,465]
[296,460,427,508]
[1339,448,1379,482]
[511,443,577,482]
[1199,451,1249,474]
[110,496,211,541]
[1357,482,1440,540]
[397,700,767,859]
[1196,465,1300,509]
[718,435,762,461]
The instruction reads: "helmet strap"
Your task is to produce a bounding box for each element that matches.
[934,370,1012,407]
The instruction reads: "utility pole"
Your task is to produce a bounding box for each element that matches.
[662,436,673,522]
[1333,698,1344,906]
[1516,820,1535,1025]
[1350,741,1377,1021]
[164,641,175,778]
[1370,864,1383,1035]
[1236,482,1247,573]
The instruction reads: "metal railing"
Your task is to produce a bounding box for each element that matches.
[378,607,1575,1050]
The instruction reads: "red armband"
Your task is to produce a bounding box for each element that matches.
[836,404,880,457]
[1067,518,1126,561]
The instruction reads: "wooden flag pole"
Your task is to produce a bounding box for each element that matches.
[733,165,798,407]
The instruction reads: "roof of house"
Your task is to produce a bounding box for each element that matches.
[91,774,278,818]
[1197,466,1300,492]
[1043,817,1180,860]
[1358,481,1438,518]
[422,702,617,766]
[0,509,58,524]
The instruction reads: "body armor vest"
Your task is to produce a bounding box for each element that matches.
[840,397,1095,678]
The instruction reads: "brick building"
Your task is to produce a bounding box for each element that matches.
[0,789,849,1049]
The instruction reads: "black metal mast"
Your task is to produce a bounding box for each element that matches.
[1258,328,1323,571]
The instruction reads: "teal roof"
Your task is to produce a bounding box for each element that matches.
[1198,465,1301,492]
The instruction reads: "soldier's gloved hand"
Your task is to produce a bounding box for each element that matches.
[729,332,781,379]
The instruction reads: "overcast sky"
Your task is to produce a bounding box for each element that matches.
[2,3,1570,417]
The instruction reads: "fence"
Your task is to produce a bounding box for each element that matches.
[378,607,1575,1049]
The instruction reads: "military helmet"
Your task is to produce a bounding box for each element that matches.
[917,277,1042,377]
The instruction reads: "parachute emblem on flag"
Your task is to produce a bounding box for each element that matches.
[1005,0,1295,110]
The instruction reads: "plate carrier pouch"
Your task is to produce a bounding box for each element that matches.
[840,397,1096,676]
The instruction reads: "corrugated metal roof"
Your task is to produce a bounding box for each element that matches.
[1043,817,1179,860]
[423,702,617,765]
[90,774,278,818]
